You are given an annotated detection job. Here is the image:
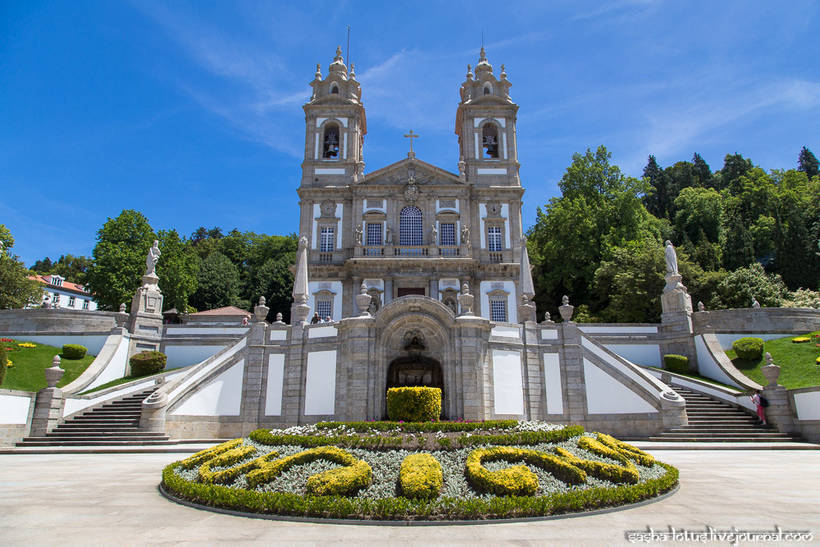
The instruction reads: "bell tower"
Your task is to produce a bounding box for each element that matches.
[455,48,519,186]
[301,46,367,186]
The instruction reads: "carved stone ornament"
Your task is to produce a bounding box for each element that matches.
[320,200,336,217]
[404,182,419,202]
[486,201,501,217]
[403,330,426,351]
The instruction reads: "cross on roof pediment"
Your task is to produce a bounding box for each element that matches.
[360,157,463,186]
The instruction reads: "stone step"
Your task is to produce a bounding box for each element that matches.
[667,427,775,433]
[16,439,174,447]
[36,431,166,438]
[52,427,143,433]
[648,435,798,442]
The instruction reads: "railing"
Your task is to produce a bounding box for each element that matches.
[489,252,503,263]
[439,246,460,257]
[363,246,384,256]
[318,253,333,263]
[394,246,429,257]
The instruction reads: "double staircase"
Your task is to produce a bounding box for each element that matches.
[17,388,171,447]
[650,385,799,443]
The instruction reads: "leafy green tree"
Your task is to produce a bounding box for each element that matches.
[0,225,44,309]
[593,239,666,322]
[713,263,788,309]
[642,155,670,219]
[190,252,242,311]
[692,153,713,187]
[85,210,155,310]
[798,146,819,179]
[770,171,820,289]
[716,153,753,193]
[31,254,92,284]
[156,229,199,312]
[673,187,723,244]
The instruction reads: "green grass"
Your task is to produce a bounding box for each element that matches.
[0,338,96,391]
[79,369,169,395]
[644,366,741,391]
[724,331,820,389]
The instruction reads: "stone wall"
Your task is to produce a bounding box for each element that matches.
[693,308,820,334]
[0,309,117,335]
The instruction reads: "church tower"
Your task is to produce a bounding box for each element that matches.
[301,46,366,187]
[455,47,520,187]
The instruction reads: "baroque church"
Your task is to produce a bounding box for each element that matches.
[297,46,531,326]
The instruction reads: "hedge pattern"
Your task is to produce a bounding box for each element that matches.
[399,453,443,499]
[316,420,519,433]
[386,387,442,422]
[466,447,587,496]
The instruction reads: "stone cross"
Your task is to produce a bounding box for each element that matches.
[404,129,419,157]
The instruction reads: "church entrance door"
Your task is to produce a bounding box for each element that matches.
[397,287,425,297]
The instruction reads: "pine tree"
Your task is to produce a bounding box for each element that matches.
[641,155,669,218]
[692,153,713,186]
[798,146,819,178]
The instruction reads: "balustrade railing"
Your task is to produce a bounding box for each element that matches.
[394,246,429,257]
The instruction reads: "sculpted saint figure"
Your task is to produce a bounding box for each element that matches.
[355,224,363,245]
[431,223,438,245]
[145,240,161,276]
[461,224,470,246]
[664,240,678,275]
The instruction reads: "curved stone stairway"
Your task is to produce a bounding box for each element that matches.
[17,388,172,447]
[650,385,799,442]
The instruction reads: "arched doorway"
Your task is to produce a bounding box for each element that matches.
[386,355,445,418]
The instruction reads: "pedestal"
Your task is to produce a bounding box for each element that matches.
[128,273,164,358]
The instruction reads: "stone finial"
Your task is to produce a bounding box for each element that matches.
[697,301,705,312]
[500,64,507,80]
[761,352,781,386]
[466,64,473,80]
[254,296,269,323]
[291,236,311,324]
[314,63,322,80]
[479,46,487,63]
[275,312,283,323]
[458,283,474,316]
[752,297,761,309]
[335,45,343,61]
[559,295,574,322]
[45,355,64,388]
[544,311,551,322]
[258,296,266,306]
[119,303,127,313]
[355,283,372,317]
[349,62,356,80]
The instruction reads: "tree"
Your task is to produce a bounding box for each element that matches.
[692,153,713,187]
[713,262,789,309]
[85,210,155,310]
[593,239,666,322]
[156,229,199,312]
[716,153,753,193]
[190,252,241,311]
[0,225,44,309]
[798,146,819,179]
[31,254,92,284]
[673,187,723,244]
[642,155,670,219]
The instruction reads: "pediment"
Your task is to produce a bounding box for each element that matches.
[361,157,463,186]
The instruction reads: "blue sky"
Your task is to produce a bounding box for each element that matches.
[2,1,819,266]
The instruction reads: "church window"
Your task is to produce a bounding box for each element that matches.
[487,225,503,251]
[399,206,423,246]
[490,297,508,323]
[439,223,456,246]
[482,124,499,159]
[366,222,383,246]
[322,123,340,159]
[316,299,332,320]
[319,226,335,252]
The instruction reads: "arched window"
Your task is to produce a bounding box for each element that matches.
[483,83,492,95]
[330,83,339,94]
[399,206,423,246]
[322,123,340,159]
[482,124,499,159]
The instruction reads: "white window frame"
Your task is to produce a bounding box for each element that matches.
[319,226,335,252]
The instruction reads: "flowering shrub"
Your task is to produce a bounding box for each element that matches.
[399,453,443,499]
[17,342,36,348]
[386,387,441,422]
[792,337,810,343]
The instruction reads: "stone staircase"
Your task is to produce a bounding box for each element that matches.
[649,385,800,442]
[17,388,172,447]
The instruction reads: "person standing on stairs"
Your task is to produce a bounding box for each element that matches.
[751,390,767,425]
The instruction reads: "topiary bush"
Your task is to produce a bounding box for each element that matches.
[663,354,689,374]
[61,344,87,360]
[732,337,764,361]
[386,387,441,422]
[129,350,167,376]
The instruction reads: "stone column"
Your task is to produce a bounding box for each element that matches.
[454,315,492,421]
[384,278,393,305]
[760,353,797,434]
[30,356,65,437]
[660,271,696,369]
[337,315,375,420]
[239,297,269,433]
[557,297,587,424]
[521,315,542,419]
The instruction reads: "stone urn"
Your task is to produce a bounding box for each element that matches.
[457,283,474,316]
[45,355,64,388]
[356,284,372,317]
[558,295,574,322]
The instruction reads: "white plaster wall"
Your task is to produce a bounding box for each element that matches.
[580,326,658,334]
[491,326,521,339]
[715,333,784,350]
[694,335,743,388]
[479,203,487,248]
[311,203,321,249]
[308,326,337,339]
[335,203,343,249]
[480,280,517,323]
[170,359,245,416]
[13,335,108,355]
[265,354,285,416]
[492,349,524,415]
[543,353,563,415]
[501,203,511,249]
[164,327,248,336]
[308,281,343,322]
[0,393,32,424]
[541,329,558,340]
[83,334,130,390]
[603,344,662,367]
[305,350,337,415]
[794,390,820,421]
[164,345,227,370]
[269,330,288,341]
[167,339,247,403]
[583,358,657,414]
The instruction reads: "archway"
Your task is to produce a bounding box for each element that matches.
[386,355,445,418]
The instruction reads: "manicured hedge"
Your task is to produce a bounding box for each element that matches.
[663,354,689,374]
[399,453,443,499]
[129,350,167,376]
[386,387,441,422]
[732,337,764,361]
[316,420,519,433]
[249,429,404,449]
[61,344,87,360]
[466,447,585,496]
[459,425,585,446]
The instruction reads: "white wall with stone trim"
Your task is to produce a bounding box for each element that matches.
[169,359,245,416]
[603,344,662,367]
[491,349,524,415]
[542,353,563,415]
[308,281,343,321]
[265,354,285,416]
[304,350,337,415]
[583,358,657,414]
[164,345,227,369]
[0,393,32,424]
[480,280,517,323]
[793,389,820,420]
[694,335,743,388]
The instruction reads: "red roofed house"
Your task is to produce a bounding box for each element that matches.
[184,306,251,325]
[30,274,98,311]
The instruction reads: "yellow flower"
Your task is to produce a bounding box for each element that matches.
[792,337,810,343]
[17,342,36,348]
[5,360,12,367]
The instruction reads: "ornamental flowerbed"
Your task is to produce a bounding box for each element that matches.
[161,422,678,521]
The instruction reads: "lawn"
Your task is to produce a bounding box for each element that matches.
[0,338,96,391]
[724,331,820,389]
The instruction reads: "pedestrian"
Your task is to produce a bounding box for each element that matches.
[751,389,767,425]
[311,312,320,324]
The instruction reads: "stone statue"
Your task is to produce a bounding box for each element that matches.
[431,223,438,245]
[664,240,678,276]
[385,224,392,245]
[145,240,161,276]
[355,224,363,245]
[461,224,470,246]
[697,301,705,312]
[752,297,761,309]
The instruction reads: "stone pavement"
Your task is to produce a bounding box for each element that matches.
[1,450,819,546]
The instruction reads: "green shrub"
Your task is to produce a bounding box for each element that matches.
[663,354,689,374]
[246,446,372,494]
[316,420,519,433]
[386,387,441,422]
[399,453,443,499]
[465,446,586,496]
[61,344,87,360]
[732,337,764,361]
[129,350,167,376]
[0,345,7,386]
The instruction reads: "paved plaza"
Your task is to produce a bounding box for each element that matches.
[1,449,819,546]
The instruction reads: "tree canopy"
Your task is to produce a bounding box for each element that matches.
[0,225,43,309]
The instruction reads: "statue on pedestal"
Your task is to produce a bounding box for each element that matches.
[664,240,678,276]
[145,240,161,276]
